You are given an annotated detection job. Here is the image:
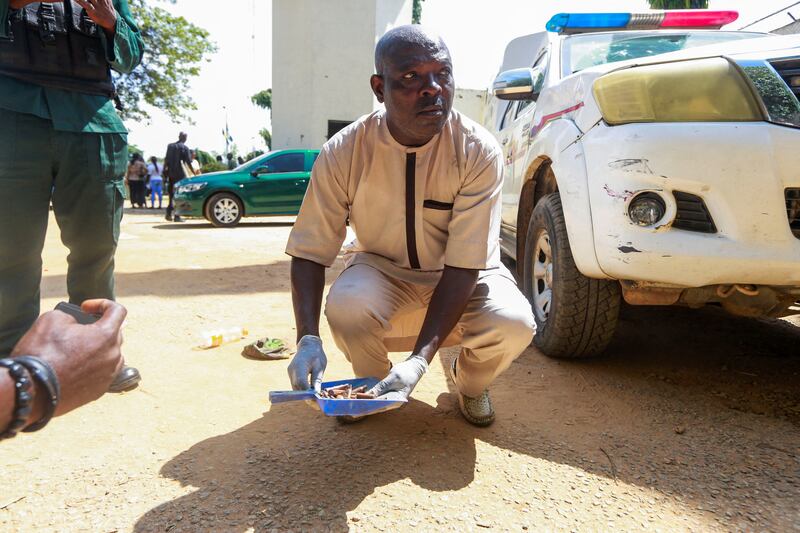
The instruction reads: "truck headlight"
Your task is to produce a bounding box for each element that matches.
[177,182,207,194]
[593,57,763,125]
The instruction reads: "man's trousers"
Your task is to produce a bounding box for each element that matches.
[0,109,127,354]
[325,264,536,398]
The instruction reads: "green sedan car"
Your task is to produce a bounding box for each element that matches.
[173,149,320,227]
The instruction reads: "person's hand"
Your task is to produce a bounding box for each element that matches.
[287,335,327,392]
[75,0,117,32]
[11,299,126,416]
[367,354,428,400]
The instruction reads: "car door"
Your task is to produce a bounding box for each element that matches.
[501,50,550,236]
[498,100,519,230]
[244,152,308,214]
[290,151,319,210]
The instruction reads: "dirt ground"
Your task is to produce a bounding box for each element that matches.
[1,208,799,532]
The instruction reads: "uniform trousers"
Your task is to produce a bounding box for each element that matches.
[325,263,536,397]
[0,109,126,354]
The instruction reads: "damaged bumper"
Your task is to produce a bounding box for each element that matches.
[582,121,800,287]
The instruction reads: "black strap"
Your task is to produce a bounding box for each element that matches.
[37,2,58,43]
[405,153,421,270]
[15,356,60,433]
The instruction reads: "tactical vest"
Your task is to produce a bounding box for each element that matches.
[0,1,115,97]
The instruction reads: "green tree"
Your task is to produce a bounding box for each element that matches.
[258,128,272,150]
[245,150,265,162]
[194,149,215,166]
[648,0,708,8]
[251,89,272,111]
[127,143,144,158]
[252,89,272,149]
[412,0,424,24]
[116,0,217,123]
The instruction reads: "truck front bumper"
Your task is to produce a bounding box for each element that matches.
[581,121,800,287]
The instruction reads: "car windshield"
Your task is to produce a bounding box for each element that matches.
[233,152,274,172]
[562,31,765,76]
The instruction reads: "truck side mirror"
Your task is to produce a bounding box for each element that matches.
[493,66,545,101]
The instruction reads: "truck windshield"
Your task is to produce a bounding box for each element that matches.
[563,31,765,76]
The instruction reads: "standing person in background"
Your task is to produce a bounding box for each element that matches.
[226,153,236,170]
[146,156,163,209]
[181,150,201,178]
[125,153,147,208]
[189,150,203,176]
[0,0,142,391]
[163,132,191,222]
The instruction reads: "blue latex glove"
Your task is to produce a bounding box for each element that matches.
[367,354,428,400]
[287,335,327,392]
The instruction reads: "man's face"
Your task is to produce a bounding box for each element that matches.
[371,43,454,146]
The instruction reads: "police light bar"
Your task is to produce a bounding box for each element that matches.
[546,11,739,34]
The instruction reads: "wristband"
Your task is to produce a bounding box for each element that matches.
[0,358,34,440]
[15,356,60,432]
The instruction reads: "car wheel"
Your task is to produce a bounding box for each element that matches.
[523,193,621,358]
[205,193,243,228]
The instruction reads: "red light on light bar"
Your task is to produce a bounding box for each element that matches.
[661,10,738,28]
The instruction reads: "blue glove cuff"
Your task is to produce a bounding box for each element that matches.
[297,335,322,349]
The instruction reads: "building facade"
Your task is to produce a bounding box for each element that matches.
[272,0,488,150]
[272,0,412,151]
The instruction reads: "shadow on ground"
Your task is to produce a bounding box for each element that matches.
[134,304,800,531]
[41,261,295,298]
[151,221,295,230]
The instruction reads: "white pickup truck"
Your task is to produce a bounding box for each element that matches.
[488,10,800,358]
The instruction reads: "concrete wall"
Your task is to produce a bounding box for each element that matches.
[272,0,411,150]
[453,88,489,126]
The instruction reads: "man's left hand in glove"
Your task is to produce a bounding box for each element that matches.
[366,354,428,401]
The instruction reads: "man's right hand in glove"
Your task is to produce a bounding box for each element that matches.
[287,335,327,393]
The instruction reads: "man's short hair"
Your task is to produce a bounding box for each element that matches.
[374,25,449,75]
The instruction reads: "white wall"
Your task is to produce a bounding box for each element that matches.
[273,0,411,150]
[453,87,489,126]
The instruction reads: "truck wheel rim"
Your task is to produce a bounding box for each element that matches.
[532,231,553,322]
[214,199,239,224]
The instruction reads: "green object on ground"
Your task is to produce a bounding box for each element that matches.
[241,338,290,361]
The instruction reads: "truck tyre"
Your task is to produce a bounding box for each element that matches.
[523,193,621,358]
[205,193,243,228]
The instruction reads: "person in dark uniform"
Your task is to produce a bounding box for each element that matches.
[163,131,191,222]
[0,0,143,391]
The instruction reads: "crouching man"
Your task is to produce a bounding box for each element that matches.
[284,25,535,426]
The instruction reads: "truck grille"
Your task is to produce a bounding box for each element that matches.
[787,188,800,239]
[672,191,717,233]
[769,57,800,99]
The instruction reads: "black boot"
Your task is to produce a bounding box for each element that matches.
[108,365,141,393]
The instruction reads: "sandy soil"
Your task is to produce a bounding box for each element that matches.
[1,208,799,532]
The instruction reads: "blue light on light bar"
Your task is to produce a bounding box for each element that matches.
[546,11,738,33]
[546,13,632,33]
